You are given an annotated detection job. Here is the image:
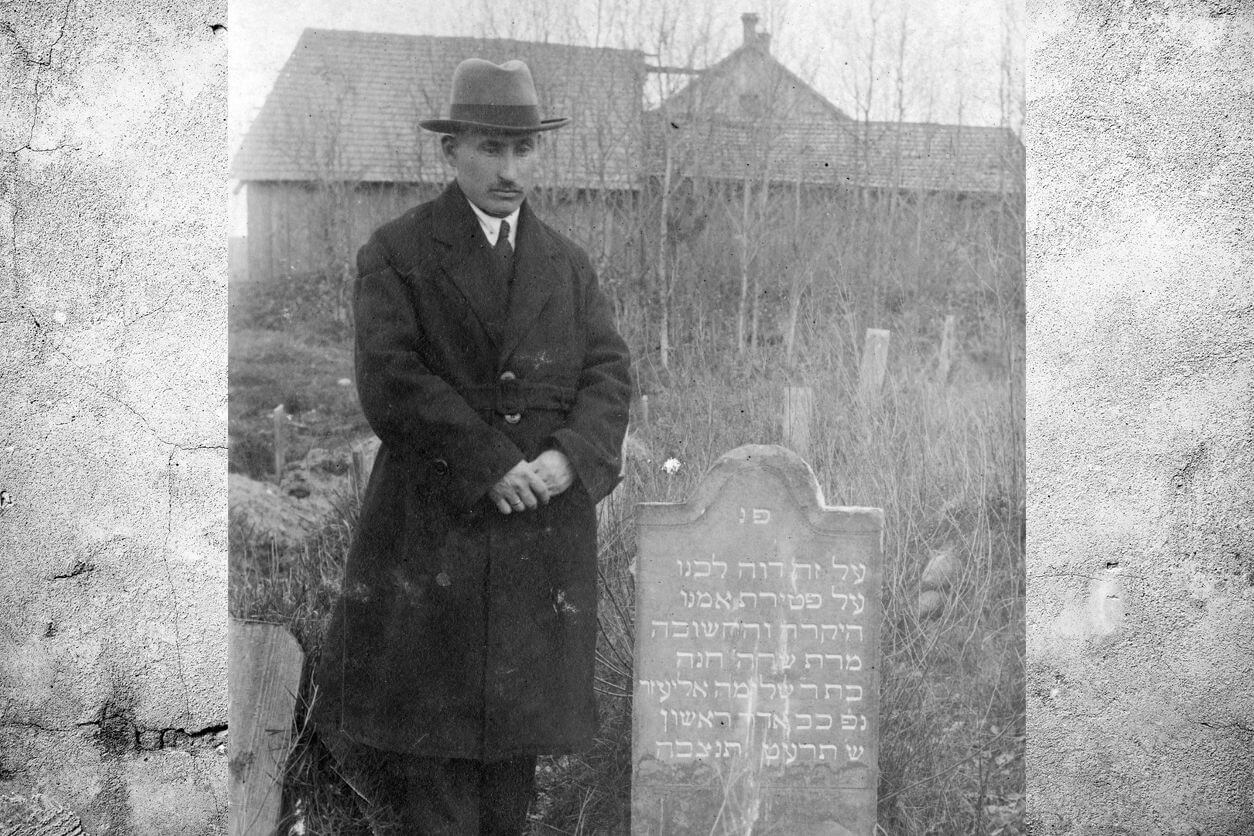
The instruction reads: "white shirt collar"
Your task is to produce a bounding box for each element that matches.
[465,198,519,249]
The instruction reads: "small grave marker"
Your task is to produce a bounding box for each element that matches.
[857,329,891,404]
[631,445,884,835]
[783,386,814,461]
[271,405,288,483]
[936,315,957,384]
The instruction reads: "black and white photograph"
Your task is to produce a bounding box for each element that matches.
[227,1,1023,833]
[1,0,1250,835]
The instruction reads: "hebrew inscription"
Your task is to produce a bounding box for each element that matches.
[631,445,884,835]
[640,535,873,769]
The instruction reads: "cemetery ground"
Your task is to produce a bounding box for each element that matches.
[229,285,1024,834]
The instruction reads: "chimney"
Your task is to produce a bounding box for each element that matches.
[741,12,759,47]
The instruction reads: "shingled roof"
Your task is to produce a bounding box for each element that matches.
[231,29,646,190]
[646,14,1022,195]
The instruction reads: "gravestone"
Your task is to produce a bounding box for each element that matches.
[632,445,884,835]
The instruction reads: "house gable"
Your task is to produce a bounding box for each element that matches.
[660,43,849,125]
[646,13,1021,196]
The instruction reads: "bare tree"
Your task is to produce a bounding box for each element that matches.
[274,56,367,328]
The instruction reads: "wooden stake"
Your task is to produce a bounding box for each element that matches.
[351,448,365,497]
[784,386,814,461]
[858,329,891,403]
[271,404,287,483]
[937,314,957,384]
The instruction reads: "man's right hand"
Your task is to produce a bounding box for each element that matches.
[487,459,551,514]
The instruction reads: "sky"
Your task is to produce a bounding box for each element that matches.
[229,0,1023,159]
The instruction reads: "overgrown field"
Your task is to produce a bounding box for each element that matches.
[230,191,1024,835]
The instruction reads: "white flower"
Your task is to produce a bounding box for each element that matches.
[662,457,681,475]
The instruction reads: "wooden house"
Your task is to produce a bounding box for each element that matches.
[648,13,1021,199]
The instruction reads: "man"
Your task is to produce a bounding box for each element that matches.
[312,58,632,834]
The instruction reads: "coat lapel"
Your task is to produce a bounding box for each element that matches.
[499,201,558,363]
[431,182,507,347]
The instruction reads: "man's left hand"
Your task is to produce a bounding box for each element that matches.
[530,449,574,497]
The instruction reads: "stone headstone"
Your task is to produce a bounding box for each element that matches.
[632,445,884,835]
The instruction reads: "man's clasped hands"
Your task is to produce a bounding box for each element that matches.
[486,449,574,514]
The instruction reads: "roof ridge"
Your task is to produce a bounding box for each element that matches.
[294,26,644,56]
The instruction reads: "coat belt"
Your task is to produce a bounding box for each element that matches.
[457,380,577,419]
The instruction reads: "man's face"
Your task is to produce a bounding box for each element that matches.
[442,130,539,218]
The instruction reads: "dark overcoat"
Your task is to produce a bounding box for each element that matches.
[313,181,632,760]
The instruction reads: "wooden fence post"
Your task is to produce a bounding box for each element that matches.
[858,329,891,403]
[271,405,287,483]
[936,314,957,384]
[783,386,814,461]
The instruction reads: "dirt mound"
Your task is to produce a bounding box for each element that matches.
[229,437,379,548]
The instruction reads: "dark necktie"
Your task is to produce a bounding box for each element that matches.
[494,220,514,289]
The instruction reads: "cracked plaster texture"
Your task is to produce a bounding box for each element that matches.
[1,0,228,833]
[1027,1,1253,833]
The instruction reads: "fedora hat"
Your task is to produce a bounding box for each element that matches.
[420,58,569,134]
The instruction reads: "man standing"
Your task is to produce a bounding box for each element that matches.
[313,58,632,834]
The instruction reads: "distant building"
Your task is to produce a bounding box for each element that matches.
[231,16,1021,287]
[650,13,1021,196]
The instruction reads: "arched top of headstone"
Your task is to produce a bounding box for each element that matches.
[639,444,882,535]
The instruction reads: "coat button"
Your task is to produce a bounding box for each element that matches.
[433,458,449,475]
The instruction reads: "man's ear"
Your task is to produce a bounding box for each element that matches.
[440,134,458,166]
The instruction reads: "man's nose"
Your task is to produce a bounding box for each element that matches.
[498,151,519,182]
